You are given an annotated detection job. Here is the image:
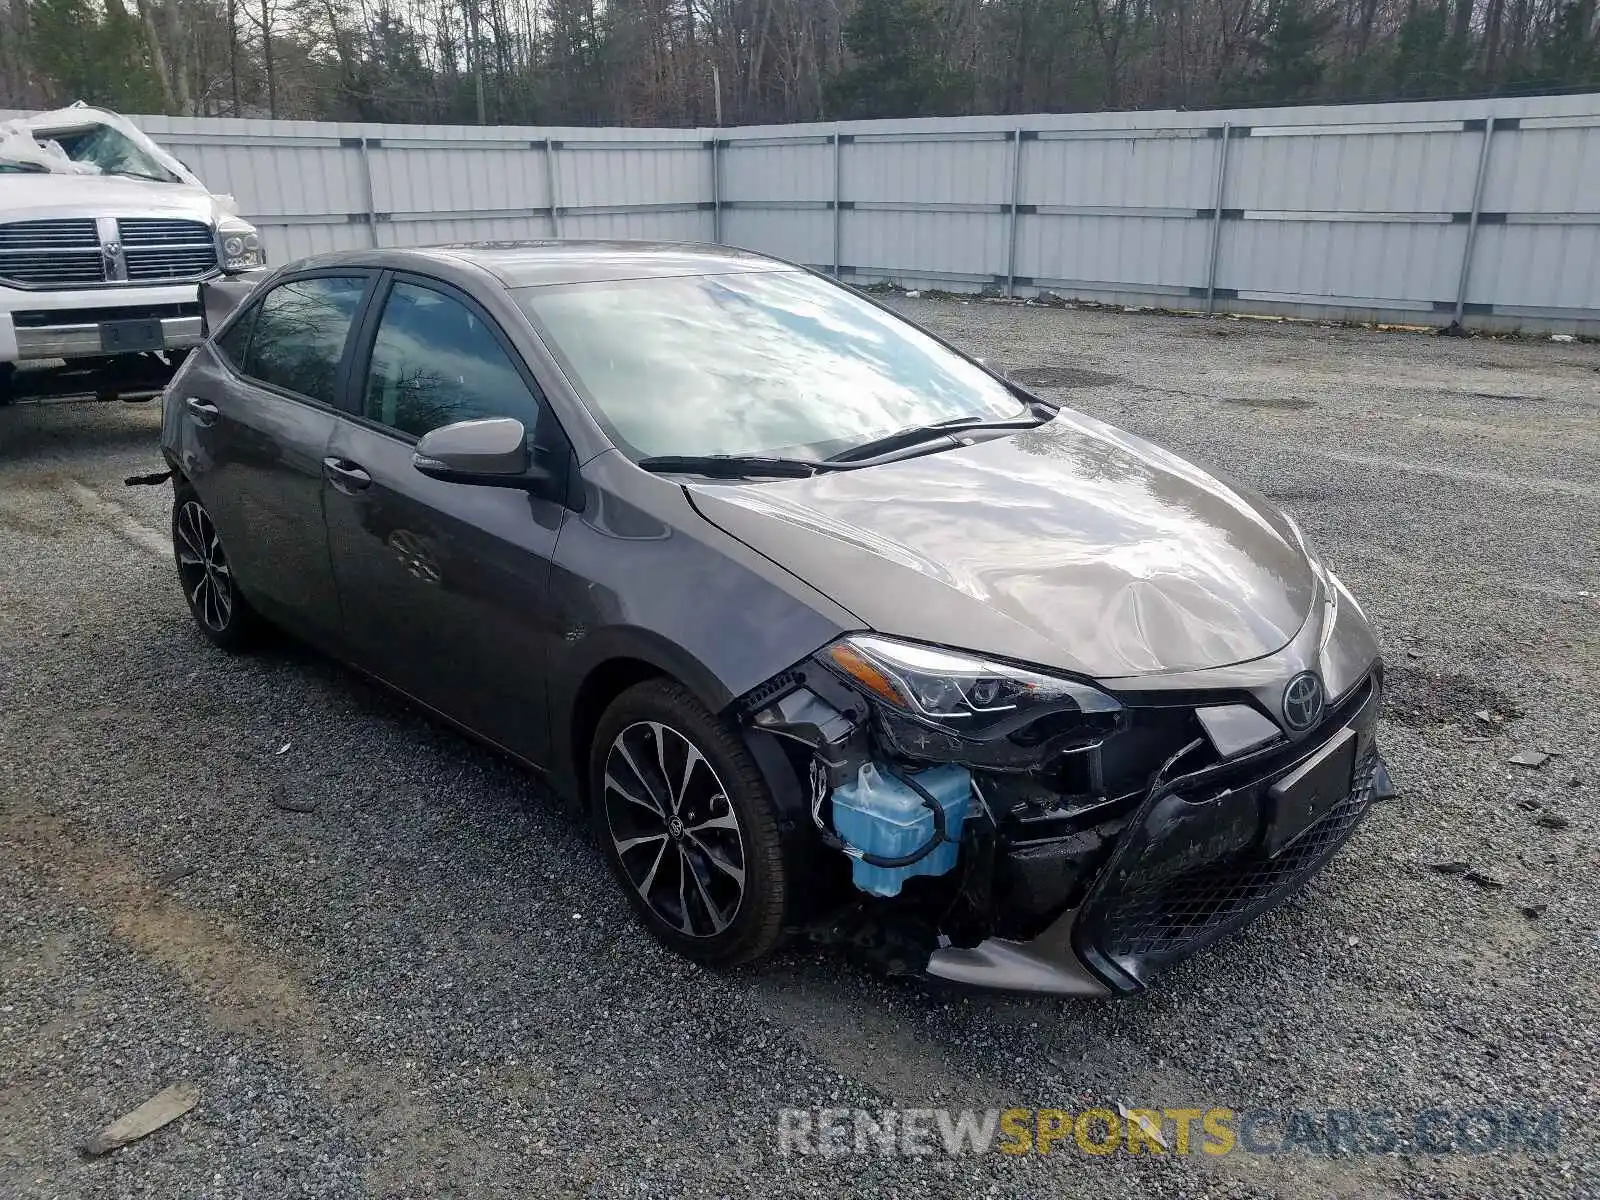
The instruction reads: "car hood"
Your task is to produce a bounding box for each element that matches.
[685,412,1318,680]
[0,172,221,223]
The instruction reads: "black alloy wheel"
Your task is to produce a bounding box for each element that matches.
[591,680,790,965]
[172,486,259,649]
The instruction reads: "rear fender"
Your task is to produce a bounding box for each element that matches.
[200,270,272,334]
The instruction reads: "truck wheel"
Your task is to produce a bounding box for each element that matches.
[0,364,14,406]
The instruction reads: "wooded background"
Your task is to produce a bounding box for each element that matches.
[1,0,1597,127]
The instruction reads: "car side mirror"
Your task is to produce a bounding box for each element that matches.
[412,417,549,490]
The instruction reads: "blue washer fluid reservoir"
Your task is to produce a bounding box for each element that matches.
[830,762,972,897]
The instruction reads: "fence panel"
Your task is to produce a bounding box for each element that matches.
[9,95,1598,332]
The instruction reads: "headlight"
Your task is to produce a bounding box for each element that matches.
[820,634,1122,769]
[218,219,264,272]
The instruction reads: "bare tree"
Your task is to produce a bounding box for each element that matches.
[5,0,1599,124]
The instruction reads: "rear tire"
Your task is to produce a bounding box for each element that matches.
[590,679,790,966]
[172,484,262,651]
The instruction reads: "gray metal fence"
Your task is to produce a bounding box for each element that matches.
[29,93,1600,333]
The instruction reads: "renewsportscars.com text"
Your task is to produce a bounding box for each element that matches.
[776,1106,1562,1158]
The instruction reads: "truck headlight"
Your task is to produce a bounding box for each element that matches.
[820,635,1123,769]
[218,219,264,272]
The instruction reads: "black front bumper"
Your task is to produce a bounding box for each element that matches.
[925,673,1384,995]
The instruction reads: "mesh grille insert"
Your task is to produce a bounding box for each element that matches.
[1097,750,1378,965]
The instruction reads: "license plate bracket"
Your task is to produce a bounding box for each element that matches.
[1264,728,1356,856]
[99,319,165,354]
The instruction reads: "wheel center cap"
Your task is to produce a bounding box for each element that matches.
[667,816,684,840]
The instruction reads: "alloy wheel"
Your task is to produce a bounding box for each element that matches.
[175,499,234,633]
[602,721,747,938]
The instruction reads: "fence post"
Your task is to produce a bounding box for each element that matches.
[1455,116,1497,326]
[1204,123,1232,315]
[1005,129,1024,298]
[346,136,380,248]
[710,137,722,244]
[832,130,843,277]
[545,139,563,238]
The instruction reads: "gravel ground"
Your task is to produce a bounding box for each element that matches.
[1,305,1597,1199]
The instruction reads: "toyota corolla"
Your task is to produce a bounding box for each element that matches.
[157,241,1390,995]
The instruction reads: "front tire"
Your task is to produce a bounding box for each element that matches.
[172,485,261,650]
[590,680,790,966]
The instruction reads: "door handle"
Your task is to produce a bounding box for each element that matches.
[184,397,219,426]
[322,456,373,494]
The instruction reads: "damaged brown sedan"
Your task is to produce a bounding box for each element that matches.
[158,241,1392,995]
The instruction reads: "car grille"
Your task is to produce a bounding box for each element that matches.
[1095,749,1378,965]
[0,219,105,287]
[118,218,218,281]
[1071,673,1383,990]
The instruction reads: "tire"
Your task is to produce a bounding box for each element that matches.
[172,484,262,650]
[590,679,790,966]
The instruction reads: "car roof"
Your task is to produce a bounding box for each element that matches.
[279,240,795,289]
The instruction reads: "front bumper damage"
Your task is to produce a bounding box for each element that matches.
[742,644,1387,997]
[933,674,1384,995]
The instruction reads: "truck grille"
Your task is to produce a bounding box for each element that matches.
[0,217,218,288]
[0,219,105,287]
[118,218,218,281]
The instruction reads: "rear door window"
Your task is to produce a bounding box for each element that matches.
[240,276,367,406]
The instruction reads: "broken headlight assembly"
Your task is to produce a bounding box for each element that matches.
[819,635,1124,771]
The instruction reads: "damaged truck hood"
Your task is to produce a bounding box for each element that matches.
[686,412,1318,680]
[0,172,222,223]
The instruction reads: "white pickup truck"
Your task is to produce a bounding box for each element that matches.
[0,104,265,404]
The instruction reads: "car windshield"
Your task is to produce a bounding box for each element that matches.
[44,124,178,182]
[517,269,1023,461]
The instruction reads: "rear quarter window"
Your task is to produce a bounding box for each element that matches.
[214,304,256,369]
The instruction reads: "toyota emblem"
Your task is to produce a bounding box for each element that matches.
[1282,672,1326,732]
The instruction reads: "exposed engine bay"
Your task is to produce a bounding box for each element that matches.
[738,633,1390,995]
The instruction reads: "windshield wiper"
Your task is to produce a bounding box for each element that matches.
[824,408,1051,464]
[637,454,822,479]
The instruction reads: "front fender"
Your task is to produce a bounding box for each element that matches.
[542,456,859,800]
